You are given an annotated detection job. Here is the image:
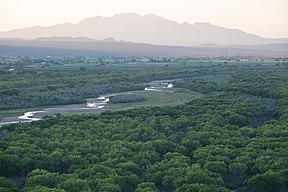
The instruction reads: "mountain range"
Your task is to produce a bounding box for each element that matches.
[1,37,287,57]
[0,13,287,46]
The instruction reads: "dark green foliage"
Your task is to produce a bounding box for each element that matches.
[0,89,20,96]
[109,94,145,103]
[0,177,19,192]
[0,59,288,191]
[245,170,288,192]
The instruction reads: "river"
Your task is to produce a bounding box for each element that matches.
[0,80,175,127]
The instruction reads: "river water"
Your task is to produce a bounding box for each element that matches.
[0,80,175,127]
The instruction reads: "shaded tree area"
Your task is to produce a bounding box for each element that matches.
[0,62,288,191]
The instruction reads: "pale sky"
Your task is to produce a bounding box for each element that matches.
[1,0,288,38]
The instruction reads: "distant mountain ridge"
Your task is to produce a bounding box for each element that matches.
[35,37,119,43]
[0,13,287,46]
[1,37,287,57]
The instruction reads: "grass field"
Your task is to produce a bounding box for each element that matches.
[106,87,203,111]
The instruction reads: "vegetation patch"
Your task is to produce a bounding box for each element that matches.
[109,94,146,103]
[0,58,288,192]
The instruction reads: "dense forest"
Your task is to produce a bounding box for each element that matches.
[0,57,288,191]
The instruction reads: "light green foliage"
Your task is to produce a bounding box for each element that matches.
[57,178,89,192]
[135,182,159,192]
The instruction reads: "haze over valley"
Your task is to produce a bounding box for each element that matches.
[1,13,288,57]
[1,13,288,46]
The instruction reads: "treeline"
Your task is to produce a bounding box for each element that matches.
[0,62,287,191]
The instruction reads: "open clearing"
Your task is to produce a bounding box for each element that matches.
[106,87,203,111]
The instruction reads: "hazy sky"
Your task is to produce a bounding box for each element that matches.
[1,0,287,38]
